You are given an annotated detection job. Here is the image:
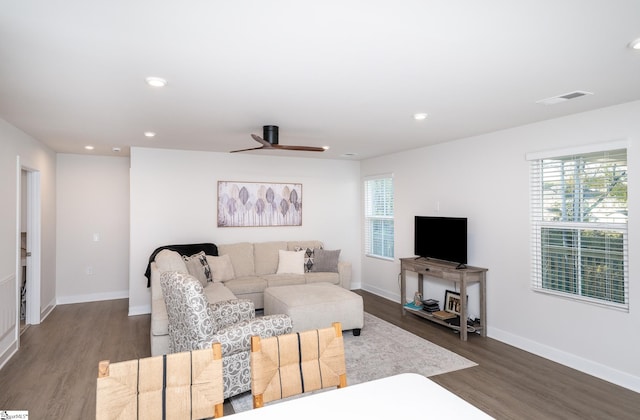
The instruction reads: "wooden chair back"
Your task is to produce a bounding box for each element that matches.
[250,322,347,408]
[96,343,224,419]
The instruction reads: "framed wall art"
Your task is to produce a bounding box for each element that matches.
[217,181,302,227]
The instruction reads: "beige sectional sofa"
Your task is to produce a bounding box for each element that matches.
[150,240,351,356]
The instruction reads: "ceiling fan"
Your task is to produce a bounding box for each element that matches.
[230,125,326,153]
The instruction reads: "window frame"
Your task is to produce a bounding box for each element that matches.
[527,141,629,310]
[363,174,394,260]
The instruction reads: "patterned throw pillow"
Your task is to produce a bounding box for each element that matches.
[294,246,322,272]
[182,251,212,287]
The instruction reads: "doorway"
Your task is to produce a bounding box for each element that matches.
[18,164,41,336]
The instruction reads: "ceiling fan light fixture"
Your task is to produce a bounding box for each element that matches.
[145,77,167,87]
[231,125,326,153]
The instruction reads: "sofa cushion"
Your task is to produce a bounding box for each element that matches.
[276,249,305,274]
[303,271,340,285]
[204,281,237,304]
[254,241,287,275]
[262,273,306,288]
[287,240,323,252]
[223,276,268,296]
[182,251,212,287]
[154,249,188,273]
[206,254,236,282]
[218,242,255,277]
[311,248,341,273]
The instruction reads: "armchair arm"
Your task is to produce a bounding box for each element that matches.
[210,299,255,331]
[197,314,293,356]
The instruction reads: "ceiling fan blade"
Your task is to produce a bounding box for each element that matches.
[230,146,266,153]
[231,126,325,153]
[251,134,272,147]
[272,144,326,152]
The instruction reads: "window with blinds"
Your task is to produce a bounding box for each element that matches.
[364,175,394,259]
[528,145,628,309]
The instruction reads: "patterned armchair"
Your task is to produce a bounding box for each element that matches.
[160,271,293,399]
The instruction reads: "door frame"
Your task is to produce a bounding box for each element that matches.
[16,158,41,331]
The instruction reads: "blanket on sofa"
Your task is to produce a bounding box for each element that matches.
[144,243,218,287]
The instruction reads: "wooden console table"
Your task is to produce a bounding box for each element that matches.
[400,258,488,341]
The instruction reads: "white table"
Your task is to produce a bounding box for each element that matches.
[227,373,494,419]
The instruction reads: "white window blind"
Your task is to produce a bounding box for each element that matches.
[364,175,394,259]
[529,147,628,309]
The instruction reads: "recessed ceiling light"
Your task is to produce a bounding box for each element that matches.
[145,77,167,87]
[144,131,156,138]
[629,38,640,50]
[413,113,428,120]
[341,153,358,157]
[112,147,121,153]
[84,145,94,150]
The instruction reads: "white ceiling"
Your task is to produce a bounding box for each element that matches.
[1,1,639,160]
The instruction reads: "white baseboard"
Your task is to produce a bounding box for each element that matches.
[128,304,150,317]
[361,284,400,304]
[41,297,56,322]
[490,327,640,393]
[362,287,640,393]
[0,335,18,371]
[56,290,129,305]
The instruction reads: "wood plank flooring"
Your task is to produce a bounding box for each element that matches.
[0,291,638,419]
[359,290,640,420]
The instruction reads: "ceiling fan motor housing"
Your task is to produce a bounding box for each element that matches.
[264,125,279,145]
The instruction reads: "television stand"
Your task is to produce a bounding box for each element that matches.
[400,258,488,341]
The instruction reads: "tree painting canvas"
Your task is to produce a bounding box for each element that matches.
[218,181,302,227]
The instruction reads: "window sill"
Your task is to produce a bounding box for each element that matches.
[365,254,395,262]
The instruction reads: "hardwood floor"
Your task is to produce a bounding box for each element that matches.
[358,290,640,420]
[0,292,638,419]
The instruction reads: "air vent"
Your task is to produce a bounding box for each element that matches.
[536,90,593,105]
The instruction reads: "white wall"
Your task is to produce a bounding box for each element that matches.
[360,100,640,392]
[56,154,130,303]
[0,118,57,368]
[129,147,361,315]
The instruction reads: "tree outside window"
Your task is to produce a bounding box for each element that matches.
[531,148,628,308]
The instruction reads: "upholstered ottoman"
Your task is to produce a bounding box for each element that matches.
[263,282,364,335]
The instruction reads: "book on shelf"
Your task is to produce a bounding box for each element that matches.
[432,310,457,320]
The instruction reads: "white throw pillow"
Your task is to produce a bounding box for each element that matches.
[154,249,188,273]
[276,249,305,275]
[206,254,236,282]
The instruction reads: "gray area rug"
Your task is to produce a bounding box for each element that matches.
[230,312,477,412]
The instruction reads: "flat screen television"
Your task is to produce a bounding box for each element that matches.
[414,216,467,267]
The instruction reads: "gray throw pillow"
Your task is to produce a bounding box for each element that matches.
[310,248,340,273]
